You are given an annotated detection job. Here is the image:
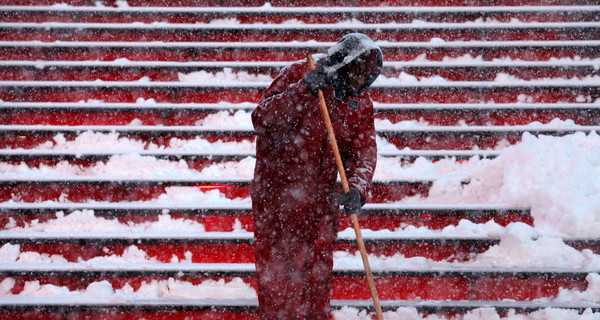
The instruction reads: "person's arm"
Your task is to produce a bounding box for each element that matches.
[251,63,318,136]
[343,100,378,203]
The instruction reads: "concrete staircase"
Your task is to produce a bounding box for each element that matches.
[0,1,599,319]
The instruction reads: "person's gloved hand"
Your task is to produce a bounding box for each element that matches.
[338,188,365,214]
[304,68,330,97]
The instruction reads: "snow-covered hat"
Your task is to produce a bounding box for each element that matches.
[324,33,383,74]
[321,33,383,97]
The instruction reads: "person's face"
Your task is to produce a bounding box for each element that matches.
[346,65,371,93]
[342,53,380,95]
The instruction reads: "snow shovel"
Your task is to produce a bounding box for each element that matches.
[307,53,384,320]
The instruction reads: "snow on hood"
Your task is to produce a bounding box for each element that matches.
[324,33,383,73]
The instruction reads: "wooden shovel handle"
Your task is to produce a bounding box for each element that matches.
[307,53,384,320]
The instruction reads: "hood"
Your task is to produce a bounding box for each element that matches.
[323,33,383,74]
[319,33,383,99]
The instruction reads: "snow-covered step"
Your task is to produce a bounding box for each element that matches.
[0,79,597,105]
[3,233,595,264]
[0,0,591,6]
[3,40,599,50]
[0,124,596,151]
[3,21,599,32]
[0,203,532,231]
[2,40,597,64]
[4,5,599,15]
[0,149,501,161]
[4,59,600,69]
[0,176,441,187]
[1,124,599,136]
[0,22,596,43]
[0,261,594,303]
[0,230,503,242]
[0,202,526,215]
[0,231,509,263]
[3,102,598,127]
[2,79,599,89]
[0,262,595,278]
[1,101,599,112]
[0,298,596,314]
[3,60,598,83]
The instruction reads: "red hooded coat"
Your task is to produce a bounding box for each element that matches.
[251,54,378,320]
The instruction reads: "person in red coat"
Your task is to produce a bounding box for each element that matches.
[251,33,382,320]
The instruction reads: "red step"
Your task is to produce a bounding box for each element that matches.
[0,106,596,126]
[0,269,590,301]
[2,6,598,24]
[0,84,597,104]
[0,24,597,42]
[0,0,595,7]
[1,63,598,82]
[1,42,597,62]
[0,238,502,263]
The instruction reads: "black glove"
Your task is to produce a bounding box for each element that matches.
[338,188,365,214]
[303,68,330,97]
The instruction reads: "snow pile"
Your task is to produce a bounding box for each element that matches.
[194,110,253,127]
[0,154,256,179]
[402,131,600,238]
[334,306,600,320]
[0,277,256,300]
[34,131,255,153]
[178,68,273,83]
[3,210,205,233]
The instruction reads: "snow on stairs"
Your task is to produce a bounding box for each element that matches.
[0,2,599,319]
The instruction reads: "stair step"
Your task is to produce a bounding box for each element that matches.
[5,60,600,69]
[0,263,592,300]
[1,101,599,112]
[0,124,597,136]
[0,262,595,278]
[2,64,597,82]
[4,5,599,16]
[0,202,526,214]
[0,23,596,42]
[0,149,501,161]
[3,39,599,49]
[0,124,595,153]
[0,232,506,263]
[1,231,595,263]
[2,40,598,63]
[3,21,599,31]
[0,298,596,313]
[1,102,597,126]
[0,203,531,231]
[0,80,597,104]
[4,60,600,82]
[0,0,595,6]
[3,79,599,88]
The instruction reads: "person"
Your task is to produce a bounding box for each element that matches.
[251,33,382,320]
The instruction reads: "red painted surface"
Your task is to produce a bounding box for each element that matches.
[0,311,260,320]
[10,241,481,264]
[1,47,598,63]
[0,29,594,43]
[0,0,595,6]
[1,67,596,83]
[471,278,588,300]
[0,274,584,301]
[0,109,595,126]
[0,1,596,312]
